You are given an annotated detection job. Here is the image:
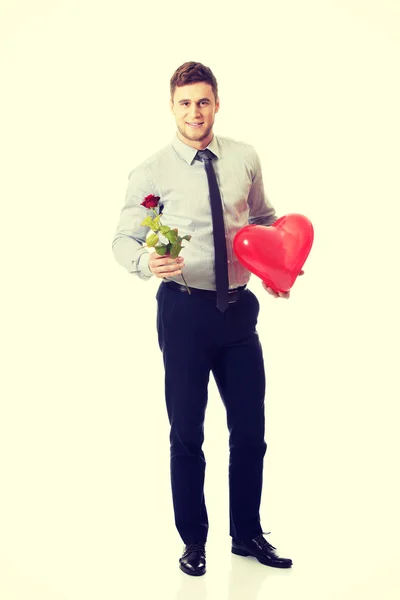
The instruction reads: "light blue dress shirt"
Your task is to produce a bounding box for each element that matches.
[112,133,278,290]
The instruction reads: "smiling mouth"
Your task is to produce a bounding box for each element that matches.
[187,122,203,128]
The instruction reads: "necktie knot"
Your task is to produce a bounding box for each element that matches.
[196,149,214,162]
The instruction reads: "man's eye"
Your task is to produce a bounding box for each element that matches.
[181,101,208,107]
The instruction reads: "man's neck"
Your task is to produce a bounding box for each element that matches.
[176,131,214,151]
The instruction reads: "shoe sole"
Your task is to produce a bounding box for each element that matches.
[231,547,292,568]
[179,563,206,576]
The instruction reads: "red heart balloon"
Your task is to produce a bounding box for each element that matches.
[233,214,314,293]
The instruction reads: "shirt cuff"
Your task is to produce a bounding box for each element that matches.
[137,251,153,279]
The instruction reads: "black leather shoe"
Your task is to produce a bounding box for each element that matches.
[232,534,293,568]
[179,543,206,576]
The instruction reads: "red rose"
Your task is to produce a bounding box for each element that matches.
[141,194,160,209]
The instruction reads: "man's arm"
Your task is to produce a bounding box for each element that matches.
[247,150,278,226]
[246,149,304,299]
[112,166,155,280]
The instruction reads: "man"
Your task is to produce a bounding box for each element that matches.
[112,61,298,576]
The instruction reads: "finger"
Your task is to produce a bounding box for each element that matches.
[150,257,185,271]
[164,270,183,278]
[152,268,183,279]
[151,259,185,277]
[151,255,183,266]
[262,282,290,298]
[262,282,279,297]
[154,265,184,276]
[153,262,185,273]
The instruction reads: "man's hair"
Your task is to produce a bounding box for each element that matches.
[170,62,218,101]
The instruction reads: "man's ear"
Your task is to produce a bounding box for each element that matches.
[215,97,220,113]
[169,98,174,114]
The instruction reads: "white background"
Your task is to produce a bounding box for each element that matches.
[1,1,399,599]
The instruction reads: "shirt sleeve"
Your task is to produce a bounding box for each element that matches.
[247,149,278,226]
[112,165,156,280]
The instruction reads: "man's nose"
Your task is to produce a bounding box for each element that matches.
[188,105,201,119]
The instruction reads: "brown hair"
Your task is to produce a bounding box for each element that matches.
[170,62,218,101]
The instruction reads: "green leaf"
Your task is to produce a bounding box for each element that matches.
[152,215,161,229]
[154,244,168,255]
[169,242,182,259]
[148,219,160,232]
[181,235,192,242]
[140,216,153,228]
[159,225,171,235]
[146,233,159,247]
[165,230,178,244]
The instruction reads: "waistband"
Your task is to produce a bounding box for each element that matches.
[163,280,247,302]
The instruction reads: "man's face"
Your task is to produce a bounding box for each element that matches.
[170,82,220,149]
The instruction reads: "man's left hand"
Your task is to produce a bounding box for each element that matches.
[262,270,305,299]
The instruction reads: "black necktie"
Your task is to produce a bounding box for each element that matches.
[196,149,229,312]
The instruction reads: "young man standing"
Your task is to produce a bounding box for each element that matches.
[112,61,294,576]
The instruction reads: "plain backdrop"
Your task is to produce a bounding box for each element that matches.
[1,1,399,599]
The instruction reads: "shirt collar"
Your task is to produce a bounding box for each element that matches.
[172,133,221,165]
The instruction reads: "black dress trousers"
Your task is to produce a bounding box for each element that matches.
[156,282,267,544]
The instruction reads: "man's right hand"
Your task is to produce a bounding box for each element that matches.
[148,253,185,279]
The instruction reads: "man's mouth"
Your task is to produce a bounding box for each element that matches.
[187,122,203,128]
